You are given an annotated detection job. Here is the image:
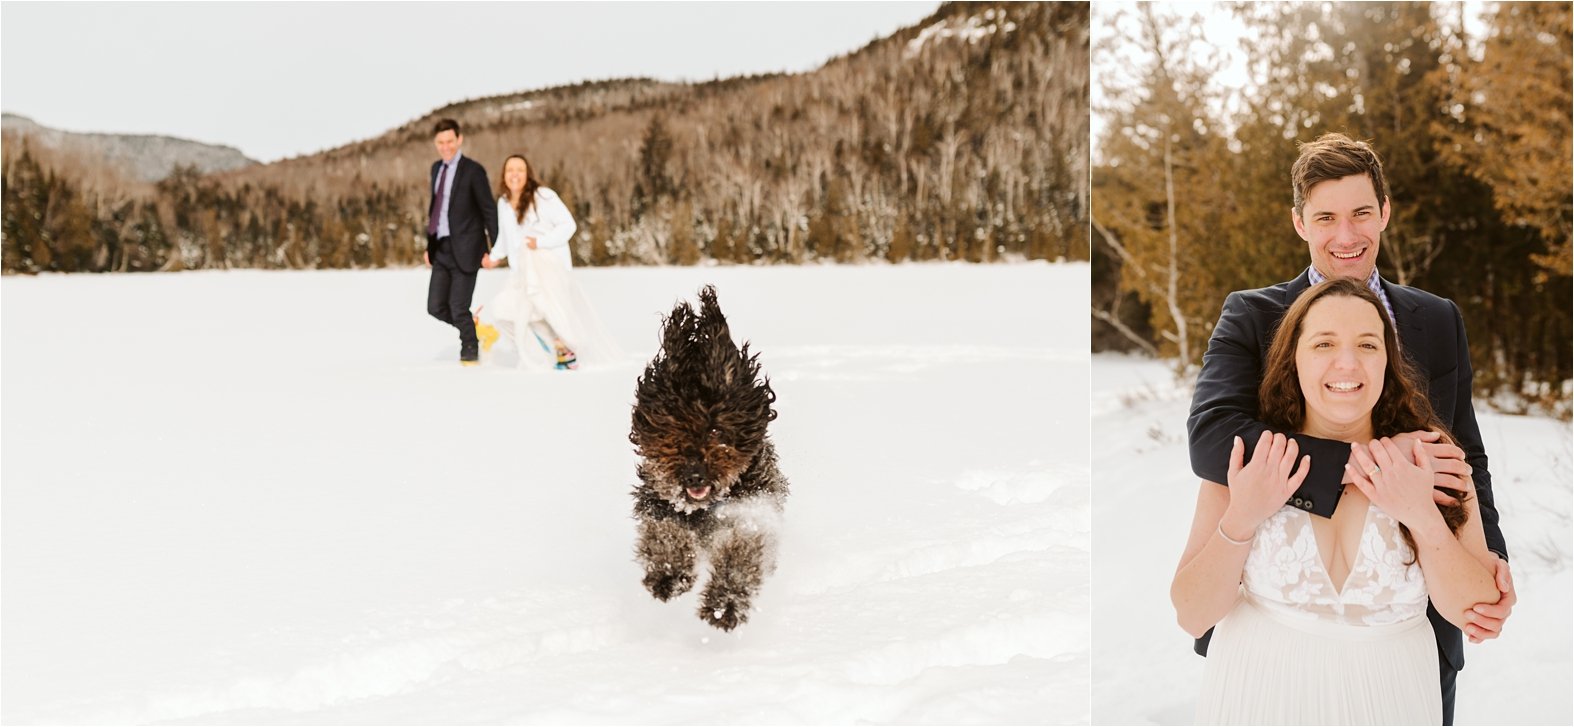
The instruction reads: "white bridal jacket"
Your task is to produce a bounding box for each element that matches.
[493,188,576,270]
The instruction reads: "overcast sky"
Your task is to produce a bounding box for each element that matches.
[1,1,937,162]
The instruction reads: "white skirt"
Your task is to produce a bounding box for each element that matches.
[1196,595,1441,725]
[482,249,622,370]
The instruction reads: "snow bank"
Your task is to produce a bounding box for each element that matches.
[1,263,1090,724]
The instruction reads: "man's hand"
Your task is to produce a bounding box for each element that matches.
[1464,557,1516,643]
[423,251,431,268]
[1390,429,1472,505]
[481,253,494,269]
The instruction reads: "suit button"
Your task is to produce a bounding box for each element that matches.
[1306,498,1315,508]
[1292,497,1304,507]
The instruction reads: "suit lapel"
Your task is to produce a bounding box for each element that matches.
[1281,268,1313,308]
[1257,270,1316,359]
[1380,278,1425,340]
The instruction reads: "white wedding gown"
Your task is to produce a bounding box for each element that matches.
[484,247,622,370]
[1196,502,1442,725]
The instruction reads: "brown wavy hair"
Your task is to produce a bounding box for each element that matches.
[1258,277,1468,556]
[496,153,541,225]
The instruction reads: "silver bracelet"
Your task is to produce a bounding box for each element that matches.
[1217,523,1253,546]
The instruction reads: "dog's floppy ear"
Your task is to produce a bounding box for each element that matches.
[660,298,697,353]
[697,285,733,347]
[695,285,746,388]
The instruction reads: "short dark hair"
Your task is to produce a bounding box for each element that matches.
[433,118,461,137]
[1290,132,1389,218]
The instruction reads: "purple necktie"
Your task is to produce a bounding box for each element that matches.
[427,163,449,236]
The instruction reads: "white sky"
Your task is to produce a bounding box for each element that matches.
[1,1,937,162]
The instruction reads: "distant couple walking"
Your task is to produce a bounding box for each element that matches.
[423,117,618,368]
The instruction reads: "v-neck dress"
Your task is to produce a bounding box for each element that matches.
[1195,504,1442,725]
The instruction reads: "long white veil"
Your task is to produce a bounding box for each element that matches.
[488,248,624,369]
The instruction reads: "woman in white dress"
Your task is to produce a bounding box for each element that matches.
[479,153,621,370]
[1171,278,1500,725]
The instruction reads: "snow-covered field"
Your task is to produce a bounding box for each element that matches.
[1,263,1090,724]
[1090,353,1573,726]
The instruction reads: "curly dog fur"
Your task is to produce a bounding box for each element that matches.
[630,285,788,631]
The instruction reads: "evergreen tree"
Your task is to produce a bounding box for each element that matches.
[1432,1,1572,282]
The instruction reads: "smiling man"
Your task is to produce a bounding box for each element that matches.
[423,118,498,365]
[1184,132,1515,725]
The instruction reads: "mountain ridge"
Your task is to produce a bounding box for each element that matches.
[3,1,1089,273]
[1,113,256,182]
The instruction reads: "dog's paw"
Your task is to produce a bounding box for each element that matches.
[698,592,750,631]
[643,571,695,601]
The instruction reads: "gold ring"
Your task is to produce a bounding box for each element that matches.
[1367,466,1381,477]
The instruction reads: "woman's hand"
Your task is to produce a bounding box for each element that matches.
[1220,432,1311,542]
[1348,438,1445,531]
[525,236,539,250]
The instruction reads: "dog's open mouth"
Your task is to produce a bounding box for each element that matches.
[685,485,712,500]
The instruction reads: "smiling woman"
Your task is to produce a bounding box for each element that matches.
[1094,3,1571,724]
[1286,295,1387,439]
[1171,278,1500,725]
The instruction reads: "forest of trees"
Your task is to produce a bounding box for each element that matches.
[2,2,1089,274]
[1093,2,1571,414]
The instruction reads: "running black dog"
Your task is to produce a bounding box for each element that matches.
[629,286,788,631]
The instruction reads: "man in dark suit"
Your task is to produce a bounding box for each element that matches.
[424,118,498,365]
[1186,133,1516,725]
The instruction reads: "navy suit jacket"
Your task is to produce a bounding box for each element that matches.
[426,155,498,273]
[1186,269,1504,672]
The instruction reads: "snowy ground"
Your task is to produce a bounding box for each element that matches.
[1090,353,1573,726]
[1,263,1091,725]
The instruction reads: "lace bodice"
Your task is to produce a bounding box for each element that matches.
[1242,504,1429,626]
